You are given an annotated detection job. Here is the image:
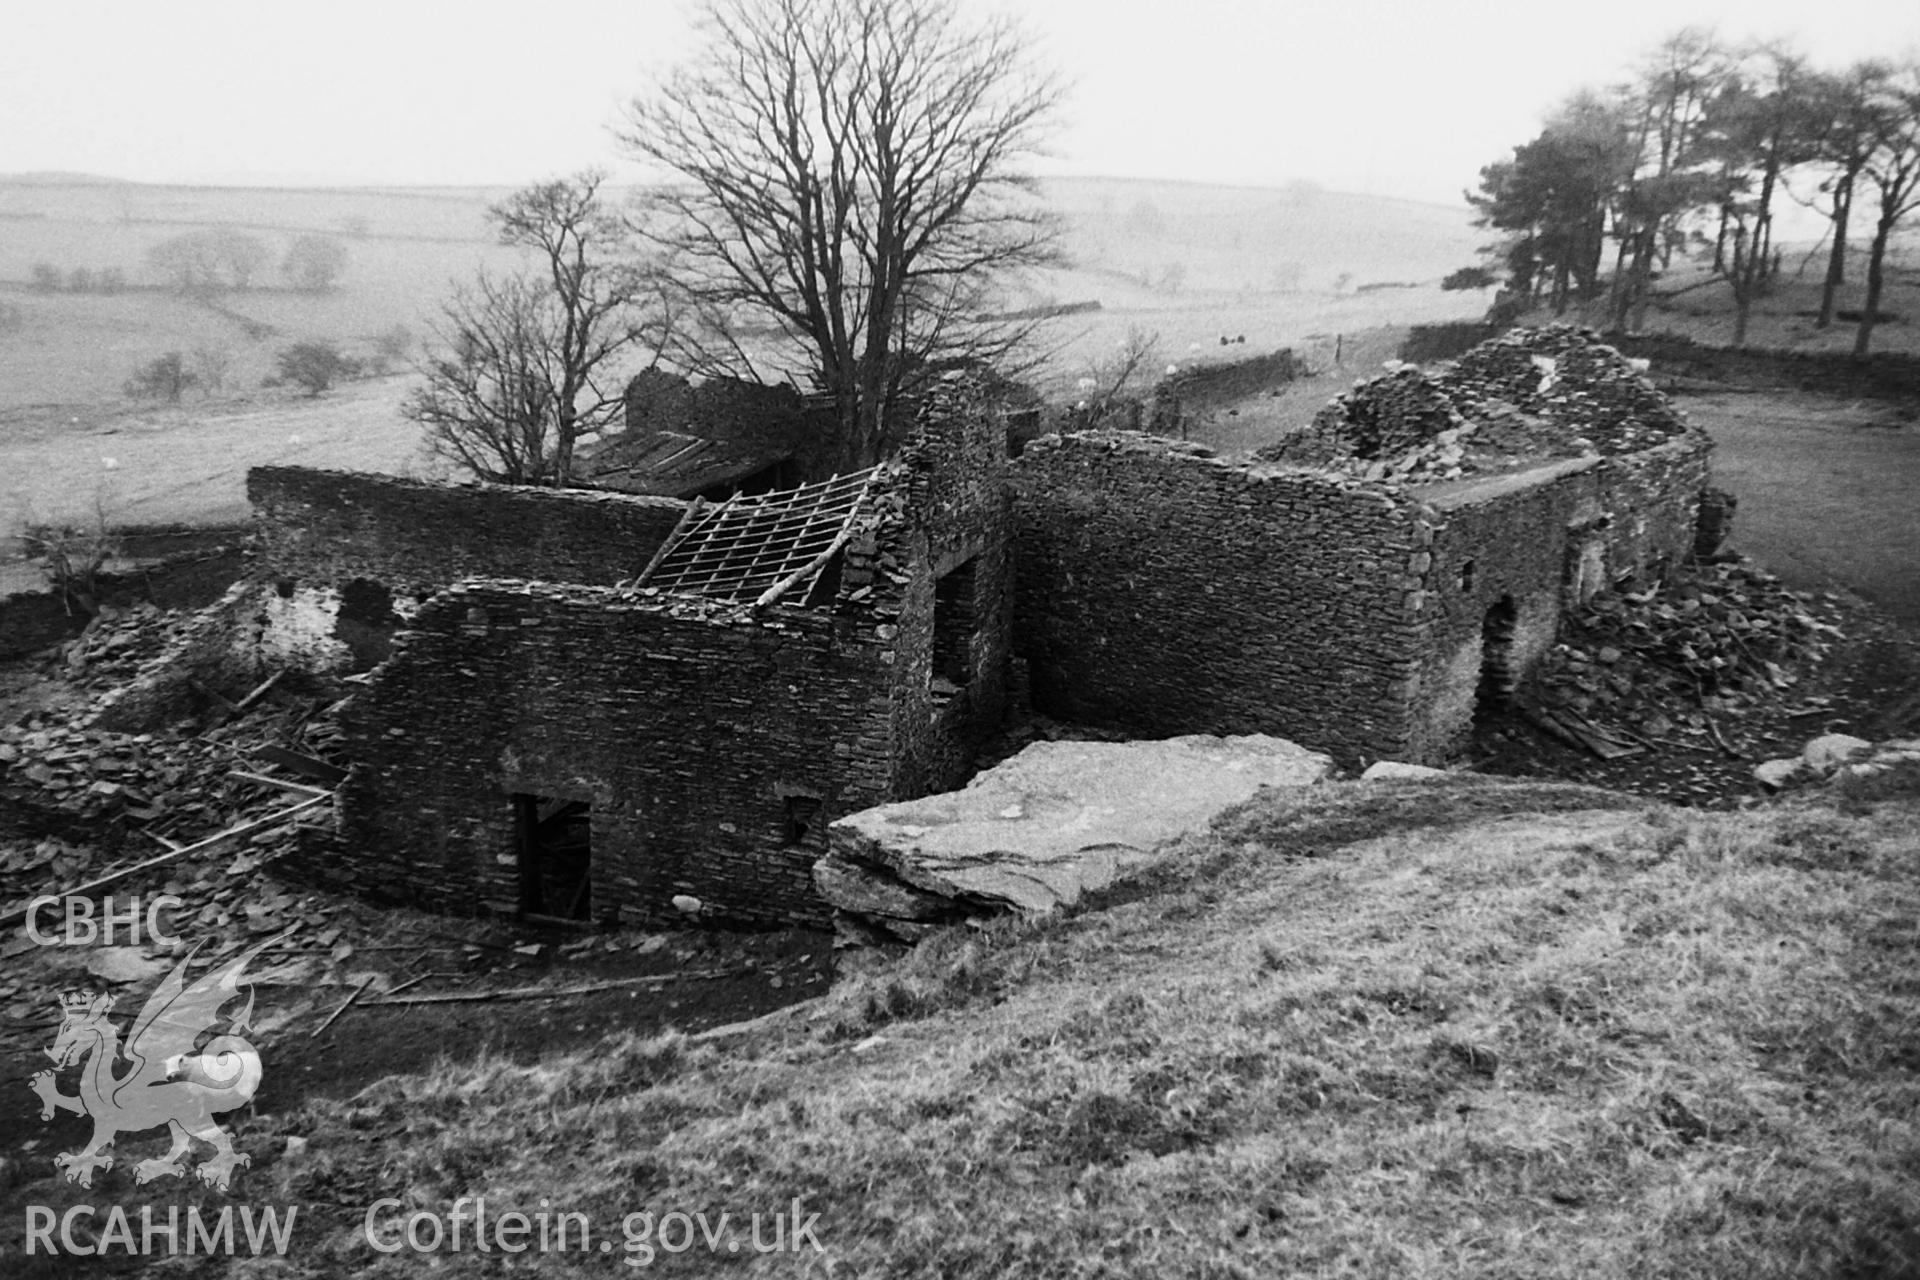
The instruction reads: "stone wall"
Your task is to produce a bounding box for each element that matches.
[1012,413,1710,767]
[1400,322,1505,365]
[1604,332,1920,400]
[248,467,687,594]
[1148,348,1303,436]
[312,376,1018,925]
[91,582,272,731]
[1405,432,1711,759]
[318,580,898,926]
[0,539,246,660]
[887,375,1016,795]
[1406,324,1920,400]
[1012,432,1428,766]
[1410,462,1593,761]
[622,369,805,443]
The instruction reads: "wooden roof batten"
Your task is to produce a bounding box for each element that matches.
[634,466,882,609]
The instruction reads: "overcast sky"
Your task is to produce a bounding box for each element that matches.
[2,0,1914,206]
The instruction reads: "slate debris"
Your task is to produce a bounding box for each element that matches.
[1,603,826,1048]
[1474,556,1862,806]
[1260,325,1691,485]
[1535,558,1843,742]
[0,601,353,954]
[51,602,197,690]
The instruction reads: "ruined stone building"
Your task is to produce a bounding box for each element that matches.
[1013,327,1710,765]
[100,327,1709,924]
[220,377,1007,928]
[571,370,815,500]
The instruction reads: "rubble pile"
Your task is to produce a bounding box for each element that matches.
[47,602,200,690]
[0,702,339,843]
[1532,559,1843,742]
[1444,325,1688,454]
[2,599,353,910]
[1259,326,1691,486]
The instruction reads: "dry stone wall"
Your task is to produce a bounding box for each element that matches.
[1012,432,1428,766]
[1608,333,1920,400]
[319,580,899,926]
[314,377,1018,925]
[1405,431,1711,759]
[248,467,687,593]
[1148,348,1303,436]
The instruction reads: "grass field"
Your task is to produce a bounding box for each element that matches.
[50,776,1908,1277]
[1682,390,1920,627]
[0,175,1489,413]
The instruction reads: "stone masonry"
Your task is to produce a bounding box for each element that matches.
[1012,327,1711,767]
[303,374,1014,926]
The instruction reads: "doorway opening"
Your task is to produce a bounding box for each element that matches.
[513,794,592,920]
[1475,596,1518,729]
[930,557,979,700]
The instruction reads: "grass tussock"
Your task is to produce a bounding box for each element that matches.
[232,781,1917,1277]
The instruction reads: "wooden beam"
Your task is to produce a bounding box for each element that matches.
[232,671,286,712]
[251,746,347,785]
[633,496,707,587]
[228,770,331,798]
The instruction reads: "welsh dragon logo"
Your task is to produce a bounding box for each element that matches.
[29,932,285,1192]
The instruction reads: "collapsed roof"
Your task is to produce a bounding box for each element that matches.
[575,429,793,500]
[1259,326,1692,485]
[632,467,885,608]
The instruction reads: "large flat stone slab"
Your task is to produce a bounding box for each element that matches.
[820,735,1332,936]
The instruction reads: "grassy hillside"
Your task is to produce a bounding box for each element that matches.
[1512,243,1920,358]
[1025,177,1489,384]
[29,776,1904,1277]
[0,181,523,408]
[0,175,1490,410]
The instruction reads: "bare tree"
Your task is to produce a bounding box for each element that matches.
[619,0,1063,470]
[124,351,196,403]
[1072,327,1160,428]
[1800,64,1886,329]
[1697,45,1822,346]
[190,344,233,396]
[146,228,271,294]
[282,234,349,292]
[1853,61,1920,356]
[1607,29,1731,332]
[405,173,661,485]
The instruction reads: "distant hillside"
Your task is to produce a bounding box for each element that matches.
[0,171,132,187]
[0,174,1492,409]
[1039,175,1481,298]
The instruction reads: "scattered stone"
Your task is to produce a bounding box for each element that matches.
[1801,734,1871,773]
[1360,761,1449,781]
[1753,759,1801,790]
[84,947,173,985]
